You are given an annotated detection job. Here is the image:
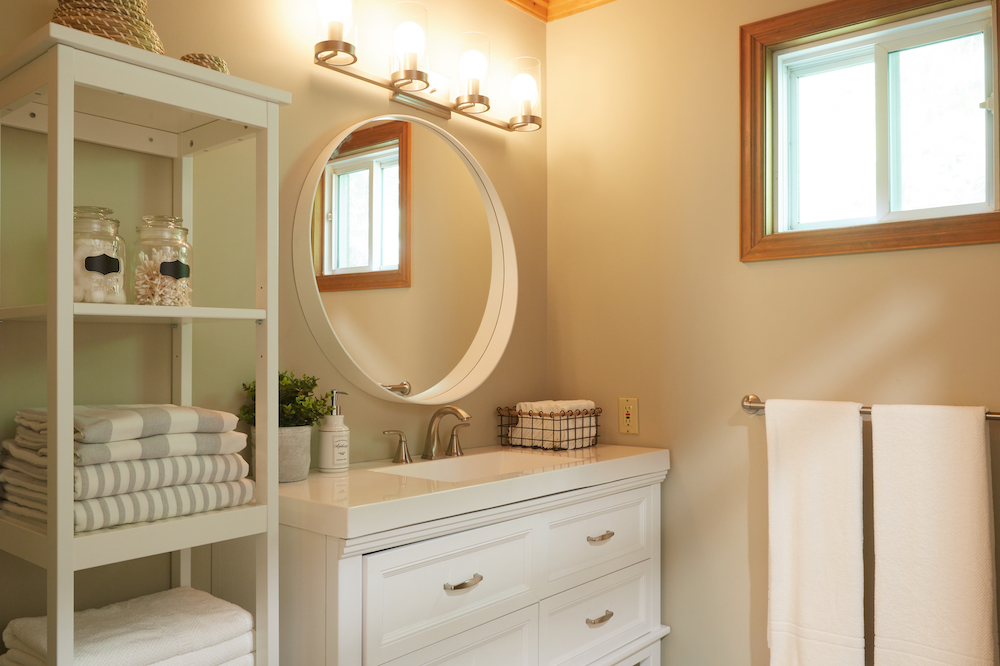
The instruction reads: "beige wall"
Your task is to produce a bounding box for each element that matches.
[0,0,546,640]
[547,0,1000,664]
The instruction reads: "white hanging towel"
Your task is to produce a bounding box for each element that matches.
[871,404,1000,666]
[765,399,865,666]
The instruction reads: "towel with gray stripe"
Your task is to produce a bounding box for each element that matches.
[0,404,253,533]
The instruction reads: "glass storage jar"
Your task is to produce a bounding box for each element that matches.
[73,206,127,304]
[133,215,193,307]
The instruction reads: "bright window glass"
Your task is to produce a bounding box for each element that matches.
[381,164,400,268]
[891,33,986,211]
[797,62,876,224]
[338,169,370,268]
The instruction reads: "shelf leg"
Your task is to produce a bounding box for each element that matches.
[254,101,280,666]
[46,43,76,666]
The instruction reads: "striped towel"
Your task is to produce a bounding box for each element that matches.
[2,431,246,466]
[16,404,239,443]
[0,478,254,532]
[0,453,248,500]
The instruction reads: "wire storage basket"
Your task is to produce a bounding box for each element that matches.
[497,406,601,450]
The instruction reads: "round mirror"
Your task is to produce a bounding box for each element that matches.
[292,115,517,404]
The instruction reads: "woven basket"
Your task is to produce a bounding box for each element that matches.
[181,53,231,75]
[52,5,163,55]
[54,0,147,22]
[58,0,147,13]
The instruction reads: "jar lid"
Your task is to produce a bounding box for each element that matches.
[74,206,114,219]
[141,215,184,228]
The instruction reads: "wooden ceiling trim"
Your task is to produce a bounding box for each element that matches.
[502,0,617,21]
[547,0,618,20]
[504,0,549,21]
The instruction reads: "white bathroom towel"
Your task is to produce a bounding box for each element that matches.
[2,629,253,666]
[509,400,596,449]
[0,453,249,499]
[1,587,252,666]
[0,478,255,532]
[765,399,865,666]
[2,431,246,466]
[15,404,238,443]
[871,404,1000,666]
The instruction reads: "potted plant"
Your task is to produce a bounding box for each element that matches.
[238,371,334,482]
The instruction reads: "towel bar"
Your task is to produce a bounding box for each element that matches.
[742,394,1000,421]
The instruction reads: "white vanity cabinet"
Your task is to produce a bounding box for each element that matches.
[278,445,671,666]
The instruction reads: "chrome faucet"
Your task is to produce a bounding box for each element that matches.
[423,405,471,460]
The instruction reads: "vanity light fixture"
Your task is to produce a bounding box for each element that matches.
[313,0,541,132]
[316,0,357,66]
[456,32,490,113]
[509,56,542,132]
[390,2,429,91]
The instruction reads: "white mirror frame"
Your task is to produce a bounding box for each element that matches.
[292,114,518,404]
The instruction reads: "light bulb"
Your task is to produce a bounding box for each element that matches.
[394,21,426,59]
[511,72,538,113]
[319,0,352,41]
[460,49,488,82]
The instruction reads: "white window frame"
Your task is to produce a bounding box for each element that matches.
[774,2,995,233]
[323,146,400,275]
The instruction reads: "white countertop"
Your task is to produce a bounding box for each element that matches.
[278,444,671,540]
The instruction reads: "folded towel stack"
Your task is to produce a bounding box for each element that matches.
[0,586,255,666]
[0,405,253,533]
[508,399,597,450]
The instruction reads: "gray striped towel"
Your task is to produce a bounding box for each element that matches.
[0,478,255,532]
[0,453,248,500]
[16,404,239,443]
[2,431,246,466]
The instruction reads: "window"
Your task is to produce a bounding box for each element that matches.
[740,0,1000,261]
[314,121,411,290]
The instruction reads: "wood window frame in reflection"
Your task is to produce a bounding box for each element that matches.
[314,121,411,290]
[739,0,1000,262]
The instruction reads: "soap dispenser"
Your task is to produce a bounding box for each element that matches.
[319,390,350,474]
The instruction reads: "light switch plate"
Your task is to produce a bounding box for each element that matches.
[618,398,638,434]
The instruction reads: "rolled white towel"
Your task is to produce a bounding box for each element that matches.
[1,587,253,666]
[509,400,596,449]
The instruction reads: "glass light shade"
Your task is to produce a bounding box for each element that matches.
[456,32,490,113]
[390,2,429,91]
[509,56,541,131]
[316,0,357,66]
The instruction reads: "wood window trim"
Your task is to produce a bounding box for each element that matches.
[315,121,412,291]
[739,0,1000,261]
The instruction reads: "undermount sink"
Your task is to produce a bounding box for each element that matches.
[369,450,578,483]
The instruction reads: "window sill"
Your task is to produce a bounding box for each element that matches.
[316,268,410,291]
[740,210,1000,261]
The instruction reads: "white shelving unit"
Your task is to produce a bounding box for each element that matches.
[0,23,289,665]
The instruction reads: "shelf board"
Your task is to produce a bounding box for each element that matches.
[0,504,268,571]
[0,304,266,324]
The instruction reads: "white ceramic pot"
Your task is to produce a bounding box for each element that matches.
[250,425,313,482]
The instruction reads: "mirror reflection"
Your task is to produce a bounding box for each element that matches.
[311,120,492,395]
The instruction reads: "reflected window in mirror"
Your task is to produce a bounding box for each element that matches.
[314,121,411,290]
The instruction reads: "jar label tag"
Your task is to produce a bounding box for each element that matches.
[159,260,191,280]
[84,254,121,275]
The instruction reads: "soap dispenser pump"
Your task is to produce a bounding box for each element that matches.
[319,390,350,474]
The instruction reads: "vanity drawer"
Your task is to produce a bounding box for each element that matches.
[363,515,539,665]
[539,560,653,666]
[539,485,652,597]
[385,606,538,666]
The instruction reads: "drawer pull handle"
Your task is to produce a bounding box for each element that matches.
[586,610,614,627]
[444,573,483,591]
[587,530,615,543]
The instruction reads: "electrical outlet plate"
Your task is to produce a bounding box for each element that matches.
[618,398,638,434]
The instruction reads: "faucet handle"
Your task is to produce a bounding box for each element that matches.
[385,430,412,464]
[445,422,471,457]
